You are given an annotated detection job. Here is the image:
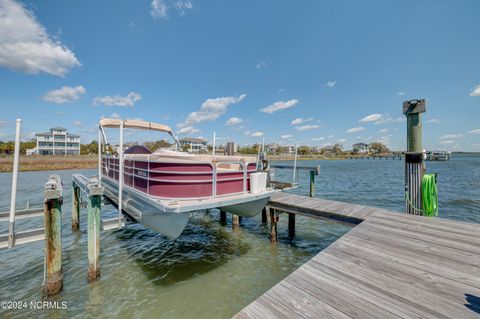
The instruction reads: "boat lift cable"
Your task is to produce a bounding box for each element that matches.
[405,174,438,216]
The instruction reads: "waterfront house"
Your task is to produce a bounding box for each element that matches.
[179,137,208,153]
[27,127,80,155]
[353,142,369,154]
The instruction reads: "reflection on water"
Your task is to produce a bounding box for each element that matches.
[0,154,478,318]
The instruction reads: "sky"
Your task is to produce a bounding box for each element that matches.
[0,0,479,151]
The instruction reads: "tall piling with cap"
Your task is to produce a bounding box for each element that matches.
[43,175,63,295]
[403,99,426,215]
[87,177,103,282]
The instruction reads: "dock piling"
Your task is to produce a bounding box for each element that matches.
[72,184,80,231]
[288,213,295,238]
[261,207,267,223]
[268,208,278,243]
[219,210,227,225]
[232,214,240,230]
[43,175,63,296]
[86,177,103,281]
[309,170,315,197]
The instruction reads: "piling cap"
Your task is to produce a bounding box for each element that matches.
[403,99,426,114]
[44,175,63,199]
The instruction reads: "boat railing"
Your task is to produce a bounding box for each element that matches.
[213,161,247,198]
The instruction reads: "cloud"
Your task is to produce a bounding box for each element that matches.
[150,0,193,20]
[470,85,480,97]
[178,94,246,128]
[225,117,243,126]
[426,118,442,124]
[325,81,336,88]
[310,137,324,141]
[397,91,405,96]
[296,124,319,131]
[0,0,80,77]
[0,119,9,127]
[467,128,480,135]
[291,117,313,125]
[42,85,86,104]
[281,134,293,139]
[378,128,388,133]
[177,126,200,135]
[73,120,82,126]
[261,99,298,114]
[256,61,267,69]
[360,114,383,123]
[338,138,346,143]
[93,92,141,107]
[440,140,454,144]
[347,127,365,133]
[250,131,264,138]
[440,134,463,139]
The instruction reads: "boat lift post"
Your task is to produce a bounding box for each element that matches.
[8,118,21,248]
[212,131,216,156]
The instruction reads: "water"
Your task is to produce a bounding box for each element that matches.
[0,154,478,318]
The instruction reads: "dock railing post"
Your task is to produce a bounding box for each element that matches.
[43,175,63,296]
[403,99,426,215]
[71,184,80,231]
[8,118,21,248]
[87,177,103,282]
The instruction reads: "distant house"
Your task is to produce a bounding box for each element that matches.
[27,127,80,155]
[179,137,208,153]
[225,142,238,155]
[353,143,369,154]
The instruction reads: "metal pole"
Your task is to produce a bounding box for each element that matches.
[292,144,298,184]
[118,121,124,228]
[8,118,21,248]
[98,127,102,186]
[212,131,216,156]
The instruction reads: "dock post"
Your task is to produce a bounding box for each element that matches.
[309,170,315,197]
[261,208,267,223]
[87,177,103,282]
[232,214,240,230]
[403,99,426,215]
[288,213,295,238]
[268,208,278,243]
[71,184,80,231]
[43,175,63,296]
[220,210,226,225]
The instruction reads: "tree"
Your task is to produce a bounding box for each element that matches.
[369,142,389,154]
[297,146,311,155]
[332,143,343,155]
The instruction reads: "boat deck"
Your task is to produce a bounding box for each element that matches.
[234,193,480,319]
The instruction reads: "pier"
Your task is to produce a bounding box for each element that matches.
[235,192,480,319]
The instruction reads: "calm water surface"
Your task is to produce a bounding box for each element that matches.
[0,154,478,318]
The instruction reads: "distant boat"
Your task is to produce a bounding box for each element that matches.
[99,119,275,239]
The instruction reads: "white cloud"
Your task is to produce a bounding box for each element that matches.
[296,124,319,131]
[73,120,82,126]
[150,0,193,20]
[310,137,324,141]
[260,99,298,114]
[0,119,9,127]
[397,91,405,96]
[0,0,80,77]
[250,131,264,138]
[42,85,86,104]
[177,126,200,135]
[440,140,454,144]
[178,94,246,128]
[378,128,388,133]
[281,134,293,139]
[360,114,383,123]
[325,81,336,88]
[256,61,267,69]
[347,127,365,133]
[338,138,346,143]
[225,117,243,126]
[467,128,480,135]
[426,118,442,124]
[93,92,141,107]
[291,117,313,125]
[440,134,463,139]
[470,85,480,97]
[328,135,334,139]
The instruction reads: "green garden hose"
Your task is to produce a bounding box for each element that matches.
[421,174,438,216]
[405,173,438,216]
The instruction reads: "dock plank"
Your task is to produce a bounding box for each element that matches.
[234,193,480,319]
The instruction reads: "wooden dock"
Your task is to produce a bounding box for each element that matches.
[235,192,480,319]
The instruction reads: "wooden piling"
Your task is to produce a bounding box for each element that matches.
[309,170,315,197]
[220,210,227,225]
[288,213,295,238]
[269,208,278,243]
[232,214,240,230]
[87,179,103,282]
[43,175,63,296]
[71,184,80,231]
[261,207,267,223]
